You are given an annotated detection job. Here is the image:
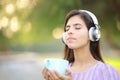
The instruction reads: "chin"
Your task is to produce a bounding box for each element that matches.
[68,44,85,50]
[68,45,77,49]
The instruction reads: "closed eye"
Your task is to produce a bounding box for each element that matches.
[75,27,81,30]
[74,23,82,30]
[65,23,82,31]
[65,25,70,31]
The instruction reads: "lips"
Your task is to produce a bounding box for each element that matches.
[67,37,76,42]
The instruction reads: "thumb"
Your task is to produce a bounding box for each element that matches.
[66,68,72,77]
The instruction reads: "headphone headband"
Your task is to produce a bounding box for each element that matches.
[79,10,99,28]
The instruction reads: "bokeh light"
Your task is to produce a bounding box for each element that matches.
[5,3,15,15]
[16,0,30,9]
[10,16,19,32]
[52,27,63,39]
[0,16,9,28]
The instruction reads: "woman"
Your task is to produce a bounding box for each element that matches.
[42,9,119,80]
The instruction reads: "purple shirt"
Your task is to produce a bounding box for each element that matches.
[69,61,120,80]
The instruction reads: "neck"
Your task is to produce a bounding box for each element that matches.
[73,44,96,65]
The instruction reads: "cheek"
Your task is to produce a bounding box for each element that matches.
[76,31,90,45]
[78,30,89,41]
[68,31,89,49]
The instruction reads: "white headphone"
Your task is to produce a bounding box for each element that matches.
[62,10,101,44]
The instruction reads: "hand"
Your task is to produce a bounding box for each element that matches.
[42,68,72,80]
[42,68,50,80]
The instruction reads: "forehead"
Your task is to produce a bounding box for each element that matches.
[66,15,85,25]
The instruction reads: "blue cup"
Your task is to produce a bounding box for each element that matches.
[44,58,69,75]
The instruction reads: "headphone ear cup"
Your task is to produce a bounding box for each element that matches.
[89,27,100,41]
[62,32,67,44]
[94,28,101,41]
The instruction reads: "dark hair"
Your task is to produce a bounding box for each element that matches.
[63,9,104,63]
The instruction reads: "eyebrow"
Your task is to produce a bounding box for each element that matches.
[73,23,82,26]
[66,23,82,28]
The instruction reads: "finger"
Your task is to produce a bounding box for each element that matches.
[42,68,46,78]
[54,70,72,80]
[66,68,72,77]
[46,71,51,80]
[65,68,72,80]
[54,70,65,80]
[54,69,72,80]
[42,68,50,80]
[49,70,60,80]
[48,76,53,80]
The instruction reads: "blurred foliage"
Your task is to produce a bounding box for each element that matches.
[0,0,120,51]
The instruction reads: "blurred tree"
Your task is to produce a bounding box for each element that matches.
[0,0,120,52]
[112,0,120,30]
[0,0,38,51]
[110,0,120,49]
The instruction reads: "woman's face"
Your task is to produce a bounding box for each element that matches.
[65,15,90,49]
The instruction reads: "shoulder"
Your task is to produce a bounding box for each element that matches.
[95,61,119,80]
[97,61,117,72]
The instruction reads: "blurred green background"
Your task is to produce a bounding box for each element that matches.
[0,0,120,76]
